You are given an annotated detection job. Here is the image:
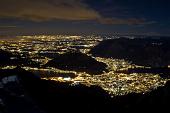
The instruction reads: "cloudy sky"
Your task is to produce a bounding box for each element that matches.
[0,0,170,35]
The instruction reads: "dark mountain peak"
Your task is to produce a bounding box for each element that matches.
[90,38,170,67]
[45,52,108,74]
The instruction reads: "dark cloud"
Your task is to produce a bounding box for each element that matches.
[0,26,17,28]
[0,0,153,25]
[0,0,100,21]
[99,18,151,25]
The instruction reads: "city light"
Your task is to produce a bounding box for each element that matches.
[0,35,168,97]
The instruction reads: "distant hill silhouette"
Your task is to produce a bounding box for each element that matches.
[45,52,108,74]
[90,38,170,67]
[1,68,170,113]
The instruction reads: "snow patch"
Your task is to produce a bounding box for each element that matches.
[1,75,18,85]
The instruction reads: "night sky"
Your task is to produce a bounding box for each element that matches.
[0,0,170,36]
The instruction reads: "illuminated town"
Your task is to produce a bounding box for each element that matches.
[0,35,168,97]
[1,0,170,112]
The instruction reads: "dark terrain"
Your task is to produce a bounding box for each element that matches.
[45,51,108,74]
[1,38,170,113]
[0,67,170,113]
[90,37,170,67]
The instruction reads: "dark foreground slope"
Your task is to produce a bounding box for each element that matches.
[1,68,170,113]
[45,52,107,74]
[90,38,170,67]
[0,49,39,67]
[0,68,111,113]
